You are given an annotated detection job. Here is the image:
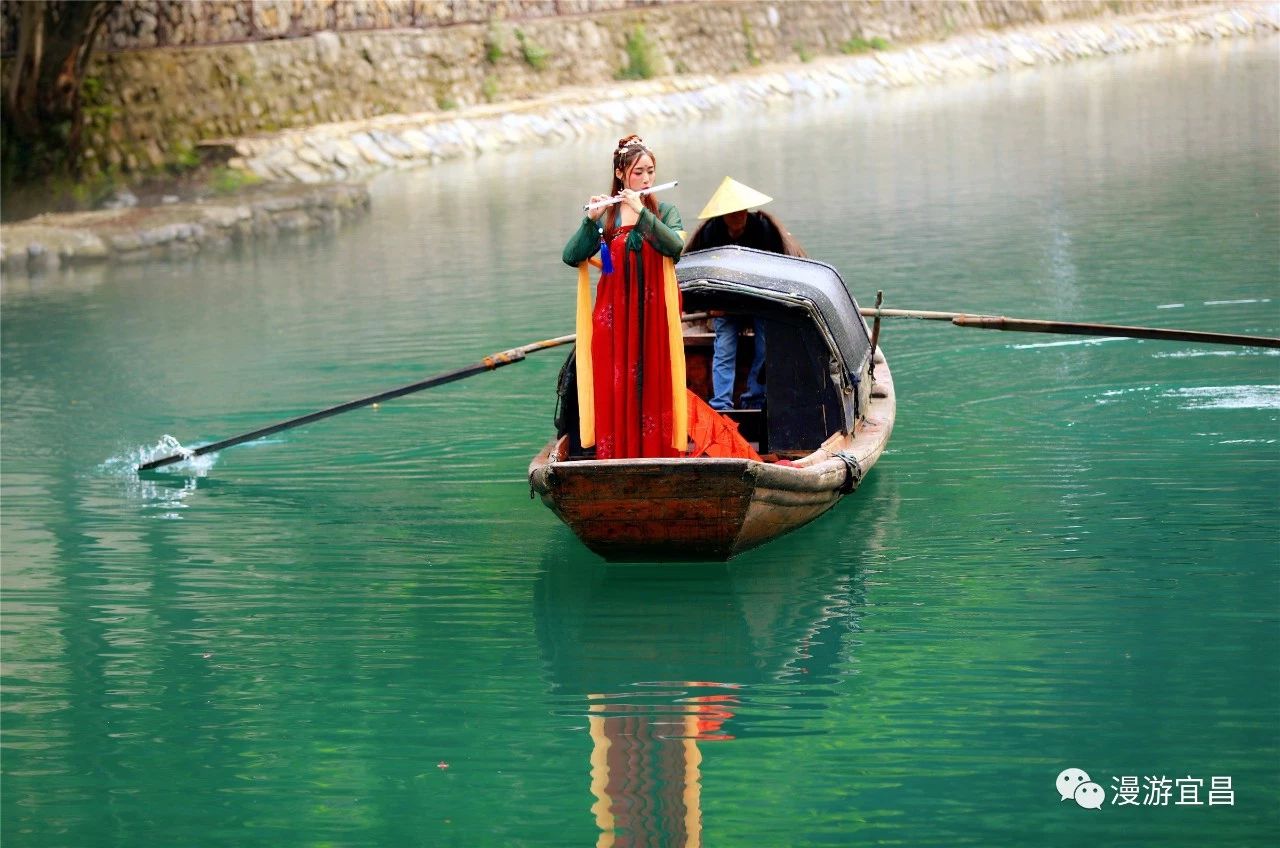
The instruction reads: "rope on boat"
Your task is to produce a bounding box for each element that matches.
[834,451,864,494]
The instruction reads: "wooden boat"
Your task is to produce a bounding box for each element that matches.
[528,247,895,560]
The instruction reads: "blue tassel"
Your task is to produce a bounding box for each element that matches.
[599,233,613,275]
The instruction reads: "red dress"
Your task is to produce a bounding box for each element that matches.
[592,223,681,459]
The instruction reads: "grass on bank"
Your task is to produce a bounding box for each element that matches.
[841,36,890,54]
[617,27,657,80]
[516,29,549,71]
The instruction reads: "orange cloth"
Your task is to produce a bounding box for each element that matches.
[686,390,761,461]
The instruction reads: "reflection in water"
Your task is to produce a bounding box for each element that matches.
[534,549,874,846]
[587,705,711,847]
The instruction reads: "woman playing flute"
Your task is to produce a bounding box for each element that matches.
[562,134,688,459]
[563,135,760,462]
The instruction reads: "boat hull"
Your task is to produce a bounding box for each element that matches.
[528,354,894,561]
[529,454,850,560]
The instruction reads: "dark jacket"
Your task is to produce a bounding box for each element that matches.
[683,210,805,257]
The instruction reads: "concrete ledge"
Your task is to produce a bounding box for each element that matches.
[0,182,369,276]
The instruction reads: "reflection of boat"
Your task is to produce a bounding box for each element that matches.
[529,247,895,561]
[535,550,868,846]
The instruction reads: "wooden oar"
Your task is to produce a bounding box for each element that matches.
[137,333,575,472]
[859,307,1280,349]
[138,311,713,472]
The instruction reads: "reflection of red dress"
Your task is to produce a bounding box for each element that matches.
[592,224,680,459]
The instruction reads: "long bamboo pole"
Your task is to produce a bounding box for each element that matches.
[858,308,1280,348]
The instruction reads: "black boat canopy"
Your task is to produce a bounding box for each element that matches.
[677,246,872,375]
[677,246,874,440]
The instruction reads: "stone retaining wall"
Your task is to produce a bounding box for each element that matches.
[224,3,1279,184]
[1,0,1213,178]
[0,1,662,54]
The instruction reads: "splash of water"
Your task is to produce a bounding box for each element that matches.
[103,435,219,478]
[98,436,219,519]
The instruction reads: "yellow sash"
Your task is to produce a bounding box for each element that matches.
[575,260,596,448]
[663,254,688,451]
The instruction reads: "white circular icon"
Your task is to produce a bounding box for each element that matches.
[1056,767,1091,801]
[1074,781,1105,810]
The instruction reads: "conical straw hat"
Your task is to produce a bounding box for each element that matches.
[697,176,773,220]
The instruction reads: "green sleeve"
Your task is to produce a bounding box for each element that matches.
[563,217,601,267]
[632,202,685,258]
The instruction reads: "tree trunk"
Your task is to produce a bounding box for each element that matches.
[2,0,112,184]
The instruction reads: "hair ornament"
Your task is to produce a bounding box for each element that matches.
[615,136,647,156]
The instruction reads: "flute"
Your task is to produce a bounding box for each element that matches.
[584,180,679,212]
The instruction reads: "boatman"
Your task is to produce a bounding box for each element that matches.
[684,177,807,411]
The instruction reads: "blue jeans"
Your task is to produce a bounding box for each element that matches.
[710,316,766,411]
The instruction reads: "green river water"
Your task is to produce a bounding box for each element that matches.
[3,38,1278,847]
